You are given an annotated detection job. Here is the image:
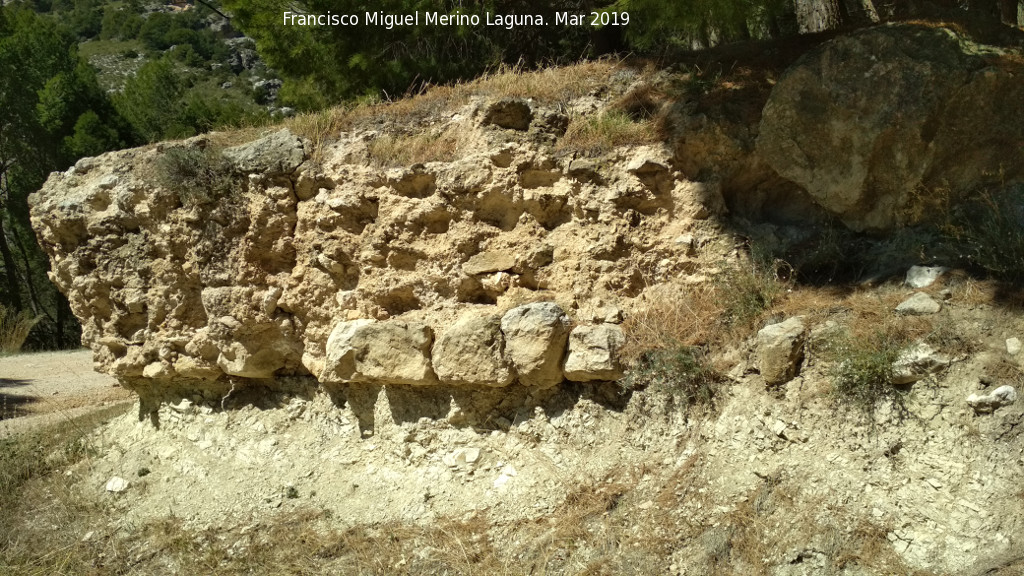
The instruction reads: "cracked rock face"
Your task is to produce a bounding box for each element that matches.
[29,108,731,401]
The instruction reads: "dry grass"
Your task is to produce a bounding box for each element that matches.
[0,461,667,576]
[555,76,673,156]
[837,288,933,343]
[471,60,620,105]
[556,111,660,157]
[926,314,982,356]
[0,304,40,354]
[202,60,625,173]
[366,129,462,169]
[276,60,623,169]
[714,258,789,332]
[619,257,792,410]
[621,283,720,363]
[621,256,788,385]
[902,19,970,37]
[771,285,848,323]
[694,473,938,576]
[0,404,131,573]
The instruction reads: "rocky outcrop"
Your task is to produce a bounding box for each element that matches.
[891,342,951,385]
[223,129,305,176]
[323,320,437,386]
[30,106,731,401]
[895,292,942,315]
[31,24,1024,403]
[967,385,1017,414]
[905,265,948,289]
[758,25,1024,231]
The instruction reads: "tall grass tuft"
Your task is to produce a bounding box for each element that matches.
[155,146,240,206]
[716,255,789,330]
[0,304,40,354]
[557,110,658,156]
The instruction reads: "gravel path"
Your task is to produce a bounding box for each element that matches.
[0,349,133,436]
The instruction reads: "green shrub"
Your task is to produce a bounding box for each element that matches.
[622,345,720,409]
[829,329,908,418]
[0,304,40,355]
[943,184,1024,281]
[716,255,788,328]
[155,146,239,206]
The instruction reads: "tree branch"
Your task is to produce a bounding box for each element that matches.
[193,0,231,21]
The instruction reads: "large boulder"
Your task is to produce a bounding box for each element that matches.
[27,70,731,401]
[432,314,515,387]
[500,302,570,388]
[758,25,1024,231]
[322,320,437,386]
[563,324,626,382]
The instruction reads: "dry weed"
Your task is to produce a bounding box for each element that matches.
[715,256,789,333]
[367,129,462,168]
[901,19,970,36]
[611,83,665,121]
[0,304,40,354]
[621,283,720,362]
[285,108,357,170]
[836,287,932,343]
[556,111,659,156]
[276,60,623,169]
[0,405,131,573]
[472,60,618,105]
[926,315,982,356]
[772,285,850,322]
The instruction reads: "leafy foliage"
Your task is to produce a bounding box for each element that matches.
[115,57,268,142]
[605,0,791,50]
[221,0,596,106]
[0,4,133,349]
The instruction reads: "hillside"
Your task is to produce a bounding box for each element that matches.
[5,21,1024,576]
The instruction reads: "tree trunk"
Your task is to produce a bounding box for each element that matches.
[842,0,880,24]
[1000,0,1019,25]
[12,226,54,323]
[56,295,72,349]
[795,0,844,32]
[0,215,23,311]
